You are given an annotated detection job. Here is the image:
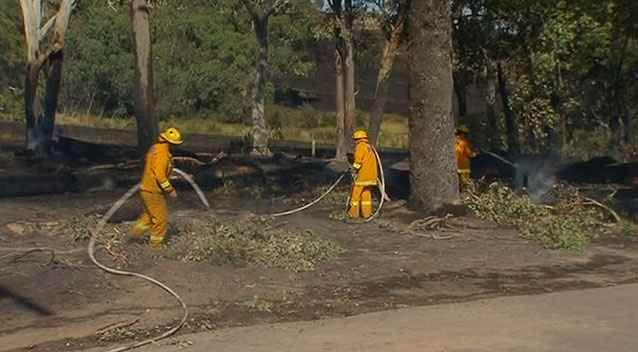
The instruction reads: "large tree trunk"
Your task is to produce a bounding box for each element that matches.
[130,0,158,153]
[368,19,404,147]
[497,61,519,155]
[343,0,356,151]
[249,15,272,156]
[408,0,458,212]
[334,44,348,160]
[20,0,74,155]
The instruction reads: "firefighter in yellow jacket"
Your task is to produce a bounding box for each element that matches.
[349,129,379,219]
[131,127,183,248]
[455,125,478,190]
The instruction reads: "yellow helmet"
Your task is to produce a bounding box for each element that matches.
[352,129,368,140]
[160,127,183,145]
[456,125,469,134]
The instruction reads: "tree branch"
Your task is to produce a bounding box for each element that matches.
[38,14,57,41]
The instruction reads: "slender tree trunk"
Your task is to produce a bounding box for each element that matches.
[20,0,74,155]
[41,50,64,144]
[368,24,403,147]
[130,0,158,153]
[453,73,467,119]
[335,45,347,160]
[24,63,40,148]
[484,58,499,148]
[343,0,356,151]
[497,61,519,155]
[621,106,632,144]
[408,0,458,212]
[250,16,271,156]
[343,40,356,151]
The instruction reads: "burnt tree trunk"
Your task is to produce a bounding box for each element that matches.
[249,15,271,156]
[368,4,407,147]
[20,0,74,155]
[407,0,458,212]
[42,51,64,143]
[24,62,41,149]
[130,0,158,153]
[343,0,356,152]
[497,60,519,155]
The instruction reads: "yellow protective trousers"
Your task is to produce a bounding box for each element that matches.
[131,191,168,246]
[349,185,373,219]
[458,169,471,191]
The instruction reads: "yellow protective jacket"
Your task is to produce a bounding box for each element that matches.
[140,142,174,194]
[352,139,378,186]
[455,135,477,172]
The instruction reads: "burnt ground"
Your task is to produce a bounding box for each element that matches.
[1,132,638,352]
[3,186,638,352]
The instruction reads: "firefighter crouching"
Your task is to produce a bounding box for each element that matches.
[349,129,379,219]
[130,127,183,248]
[455,125,479,190]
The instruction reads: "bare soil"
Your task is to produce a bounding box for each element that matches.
[2,185,638,352]
[2,133,638,352]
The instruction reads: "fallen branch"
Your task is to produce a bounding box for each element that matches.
[582,197,621,224]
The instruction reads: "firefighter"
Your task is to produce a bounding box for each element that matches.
[455,125,478,190]
[130,127,183,248]
[348,129,379,219]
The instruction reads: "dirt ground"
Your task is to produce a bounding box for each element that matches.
[2,129,638,352]
[2,180,638,352]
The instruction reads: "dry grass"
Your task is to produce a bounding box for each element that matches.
[2,105,409,149]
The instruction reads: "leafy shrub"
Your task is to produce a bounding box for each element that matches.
[466,182,609,252]
[170,214,344,272]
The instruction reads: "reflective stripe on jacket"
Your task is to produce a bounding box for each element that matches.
[353,140,378,186]
[140,142,174,193]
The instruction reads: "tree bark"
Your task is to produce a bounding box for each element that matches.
[497,61,519,155]
[20,0,74,155]
[42,50,64,143]
[452,71,467,118]
[484,58,499,148]
[407,0,458,212]
[343,0,356,152]
[130,0,158,153]
[334,44,348,160]
[249,15,272,156]
[368,15,405,147]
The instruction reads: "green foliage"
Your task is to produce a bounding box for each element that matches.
[0,1,24,121]
[170,214,345,272]
[454,0,638,154]
[466,182,609,252]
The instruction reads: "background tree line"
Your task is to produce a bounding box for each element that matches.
[0,0,637,159]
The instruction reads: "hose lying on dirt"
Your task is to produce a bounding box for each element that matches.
[89,167,209,352]
[273,146,387,221]
[271,173,347,217]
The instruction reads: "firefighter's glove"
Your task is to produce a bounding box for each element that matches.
[348,166,358,180]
